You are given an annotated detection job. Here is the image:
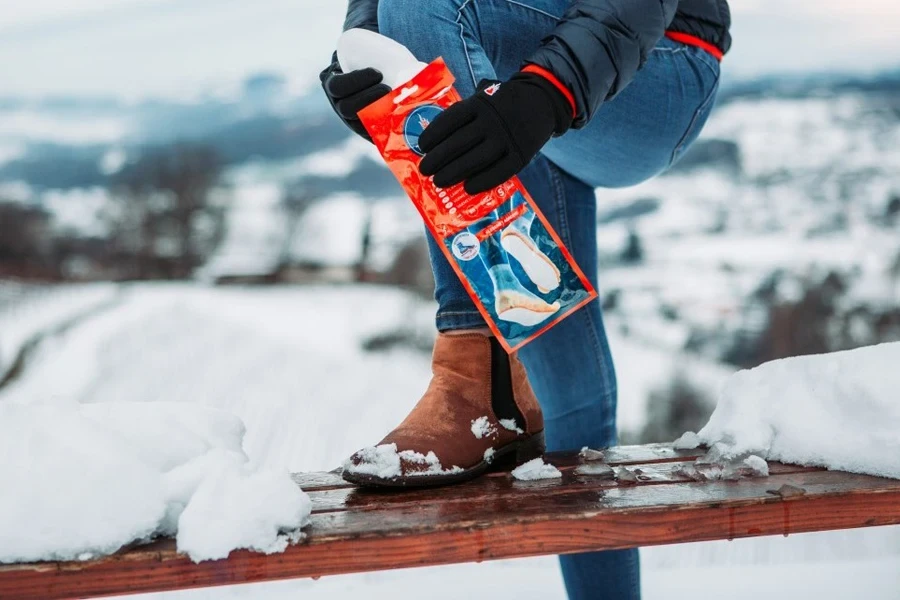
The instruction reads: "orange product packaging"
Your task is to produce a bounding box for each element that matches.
[358,59,596,352]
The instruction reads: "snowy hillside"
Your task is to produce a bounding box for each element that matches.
[595,91,900,383]
[0,282,119,382]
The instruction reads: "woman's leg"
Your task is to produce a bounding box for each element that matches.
[517,156,640,600]
[541,36,721,189]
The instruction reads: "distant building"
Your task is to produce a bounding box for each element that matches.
[199,186,375,285]
[198,183,287,284]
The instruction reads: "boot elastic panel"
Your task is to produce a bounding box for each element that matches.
[490,336,526,433]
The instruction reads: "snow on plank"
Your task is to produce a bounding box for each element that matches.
[2,448,898,600]
[290,443,709,491]
[303,458,818,514]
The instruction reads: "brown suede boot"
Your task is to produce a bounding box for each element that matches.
[342,332,544,487]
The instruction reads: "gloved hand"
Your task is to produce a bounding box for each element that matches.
[419,71,574,195]
[320,55,391,142]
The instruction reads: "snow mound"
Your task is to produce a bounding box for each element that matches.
[177,460,312,562]
[344,443,463,478]
[511,458,562,481]
[743,455,769,475]
[694,342,900,479]
[399,449,462,476]
[344,444,402,478]
[673,431,701,450]
[471,416,497,439]
[0,402,310,564]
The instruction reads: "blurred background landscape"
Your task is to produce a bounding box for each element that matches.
[1,1,899,598]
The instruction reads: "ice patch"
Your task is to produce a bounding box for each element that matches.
[674,450,770,482]
[483,447,495,463]
[0,402,310,565]
[575,462,615,478]
[673,431,702,450]
[615,467,639,484]
[499,418,524,435]
[579,446,606,461]
[743,455,770,476]
[471,416,497,440]
[695,342,900,479]
[767,484,807,498]
[511,458,561,481]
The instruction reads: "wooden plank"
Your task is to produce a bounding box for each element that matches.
[304,460,820,514]
[298,469,900,539]
[2,468,897,600]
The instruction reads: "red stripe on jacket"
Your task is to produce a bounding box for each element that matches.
[664,31,724,61]
[520,64,578,118]
[523,30,724,119]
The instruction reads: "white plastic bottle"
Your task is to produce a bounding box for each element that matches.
[337,28,428,90]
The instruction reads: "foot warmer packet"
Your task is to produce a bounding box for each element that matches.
[345,36,596,351]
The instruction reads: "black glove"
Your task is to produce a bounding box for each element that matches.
[418,72,573,195]
[320,55,391,142]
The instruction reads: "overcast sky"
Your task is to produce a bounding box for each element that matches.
[0,0,898,100]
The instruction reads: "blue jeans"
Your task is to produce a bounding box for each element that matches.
[378,1,720,599]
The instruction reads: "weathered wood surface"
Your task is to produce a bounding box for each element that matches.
[2,443,898,600]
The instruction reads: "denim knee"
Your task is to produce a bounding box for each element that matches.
[378,0,465,49]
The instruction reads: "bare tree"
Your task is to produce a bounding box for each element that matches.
[110,143,223,279]
[0,202,56,279]
[638,375,713,444]
[280,184,320,269]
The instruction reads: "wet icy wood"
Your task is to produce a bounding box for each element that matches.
[2,449,898,600]
[291,444,707,491]
[291,470,347,490]
[305,459,820,514]
[299,469,900,539]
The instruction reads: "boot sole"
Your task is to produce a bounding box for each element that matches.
[341,431,546,489]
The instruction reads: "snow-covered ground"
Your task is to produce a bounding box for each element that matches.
[0,281,119,382]
[1,283,897,599]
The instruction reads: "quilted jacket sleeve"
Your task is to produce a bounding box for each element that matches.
[525,0,679,128]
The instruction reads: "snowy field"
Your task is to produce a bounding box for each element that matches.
[1,283,897,599]
[0,281,119,381]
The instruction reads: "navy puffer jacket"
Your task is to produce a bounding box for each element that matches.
[341,0,731,129]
